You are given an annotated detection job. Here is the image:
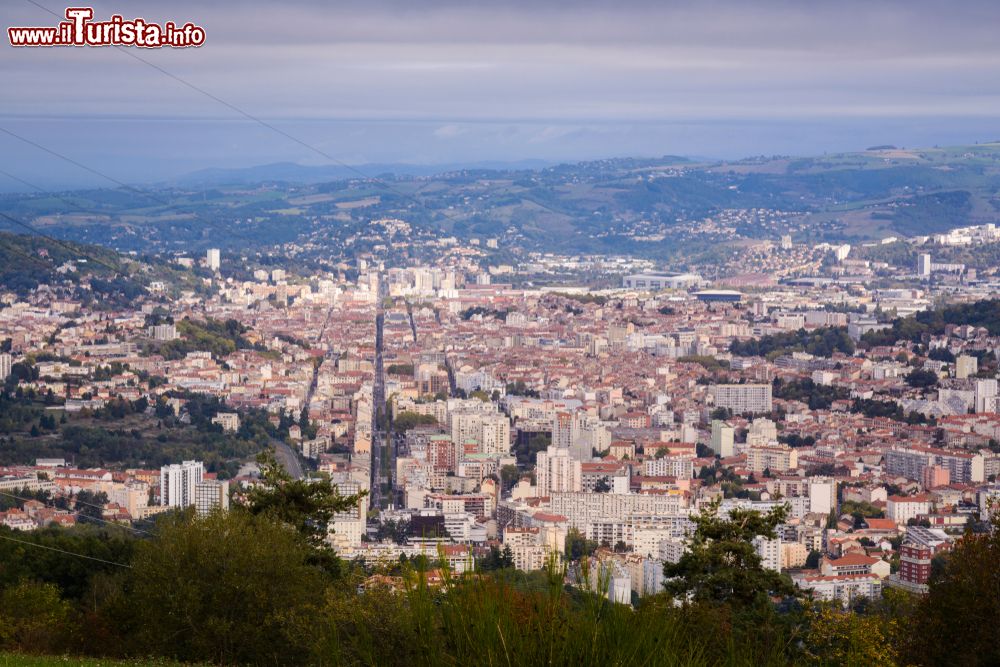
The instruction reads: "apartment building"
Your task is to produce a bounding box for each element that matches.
[211,412,240,432]
[896,526,952,592]
[536,446,583,497]
[549,491,685,531]
[753,535,781,572]
[160,460,205,508]
[746,444,798,473]
[793,573,883,606]
[885,445,984,484]
[194,479,230,516]
[644,454,694,480]
[887,494,933,526]
[710,384,773,414]
[449,409,511,457]
[710,419,735,457]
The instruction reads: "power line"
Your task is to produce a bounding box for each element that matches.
[0,210,124,275]
[0,126,147,199]
[0,125,292,252]
[0,125,204,216]
[0,532,133,568]
[14,0,573,265]
[0,489,155,537]
[0,164,133,276]
[17,0,481,231]
[0,167,172,277]
[0,234,59,272]
[0,168,130,274]
[0,166,122,221]
[0,167,292,297]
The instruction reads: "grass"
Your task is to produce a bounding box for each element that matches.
[0,655,202,666]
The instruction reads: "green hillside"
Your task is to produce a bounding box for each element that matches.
[2,143,1000,262]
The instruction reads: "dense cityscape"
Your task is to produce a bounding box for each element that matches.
[4,0,1000,664]
[2,212,1000,663]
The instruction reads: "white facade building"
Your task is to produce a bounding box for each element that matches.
[917,253,931,277]
[711,384,773,414]
[160,460,205,508]
[206,248,220,271]
[711,419,735,458]
[536,446,583,497]
[753,535,782,572]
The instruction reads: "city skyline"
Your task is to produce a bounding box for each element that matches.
[3,2,1000,664]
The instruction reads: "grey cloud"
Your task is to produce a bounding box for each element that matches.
[1,0,999,185]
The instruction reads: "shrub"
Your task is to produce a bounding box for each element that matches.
[0,580,73,654]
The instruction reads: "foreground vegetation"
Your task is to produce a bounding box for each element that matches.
[0,654,200,667]
[1,457,998,665]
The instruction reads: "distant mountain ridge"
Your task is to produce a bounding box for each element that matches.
[3,143,1000,262]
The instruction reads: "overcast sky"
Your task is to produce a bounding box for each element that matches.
[2,0,1000,189]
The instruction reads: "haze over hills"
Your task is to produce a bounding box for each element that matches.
[8,2,1000,665]
[166,159,557,187]
[2,142,999,269]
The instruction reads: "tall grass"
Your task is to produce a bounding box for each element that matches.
[314,555,794,667]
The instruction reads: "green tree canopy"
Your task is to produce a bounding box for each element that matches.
[242,449,365,551]
[113,510,327,665]
[906,517,1000,666]
[664,498,795,609]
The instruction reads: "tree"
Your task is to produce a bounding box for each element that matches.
[905,516,1000,666]
[805,549,821,569]
[730,326,854,358]
[393,411,438,433]
[114,510,327,665]
[499,464,521,491]
[0,580,73,654]
[375,518,410,545]
[478,544,515,571]
[593,476,612,493]
[664,498,795,609]
[514,432,551,467]
[803,603,901,665]
[242,449,365,552]
[74,490,109,525]
[905,368,939,388]
[564,528,598,562]
[842,499,885,522]
[710,407,732,421]
[927,347,955,363]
